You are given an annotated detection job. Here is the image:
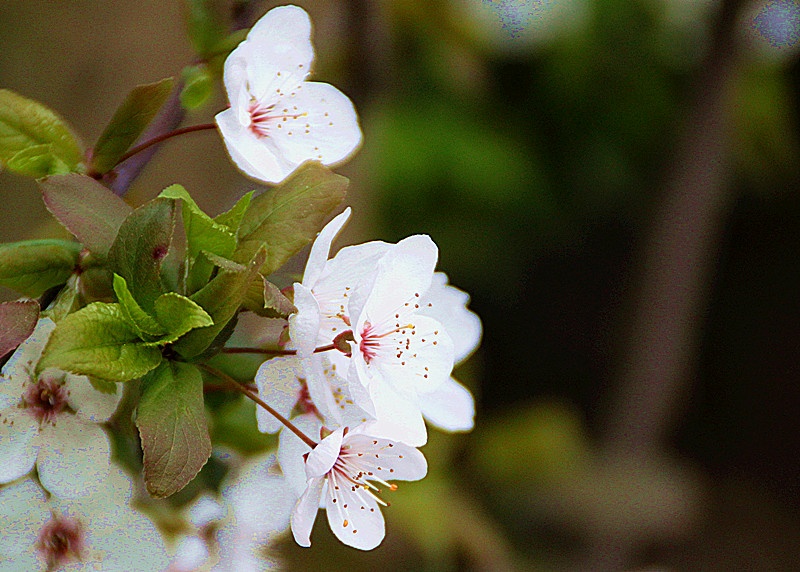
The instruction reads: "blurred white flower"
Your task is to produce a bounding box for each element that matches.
[169,495,225,572]
[290,423,427,550]
[0,318,121,499]
[0,466,168,571]
[215,5,362,184]
[215,453,294,571]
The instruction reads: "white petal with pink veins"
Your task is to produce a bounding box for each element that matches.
[215,106,288,182]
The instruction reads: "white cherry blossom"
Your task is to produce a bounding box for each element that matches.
[215,5,362,184]
[288,208,388,426]
[0,318,122,499]
[290,423,427,551]
[347,236,455,446]
[0,466,168,571]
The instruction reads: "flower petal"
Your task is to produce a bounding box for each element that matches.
[418,377,476,432]
[0,319,55,408]
[305,427,344,479]
[37,417,111,498]
[288,283,321,357]
[419,272,482,365]
[361,377,428,446]
[325,469,385,550]
[254,356,302,434]
[345,427,428,482]
[269,82,362,168]
[278,413,323,497]
[65,374,122,423]
[244,5,314,101]
[356,235,438,325]
[302,207,351,289]
[299,353,342,425]
[216,106,288,183]
[0,408,39,484]
[291,476,325,547]
[0,478,49,559]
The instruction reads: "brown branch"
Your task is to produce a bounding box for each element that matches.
[198,363,317,449]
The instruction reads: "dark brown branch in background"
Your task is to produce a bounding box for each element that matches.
[577,0,749,569]
[111,1,261,196]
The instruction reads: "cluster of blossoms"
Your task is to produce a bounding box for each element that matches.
[256,207,480,549]
[0,3,481,569]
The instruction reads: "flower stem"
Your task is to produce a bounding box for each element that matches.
[221,343,338,356]
[198,363,318,449]
[111,123,218,170]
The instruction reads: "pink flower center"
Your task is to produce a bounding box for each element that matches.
[247,99,307,139]
[358,321,414,365]
[22,373,69,425]
[36,514,84,569]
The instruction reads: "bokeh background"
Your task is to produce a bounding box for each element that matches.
[2,0,800,570]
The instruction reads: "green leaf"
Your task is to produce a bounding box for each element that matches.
[214,190,253,231]
[0,239,81,297]
[39,173,133,258]
[88,376,118,395]
[107,197,176,312]
[91,78,175,174]
[149,293,213,346]
[0,89,83,172]
[5,144,70,177]
[180,64,214,110]
[235,162,348,275]
[0,300,39,359]
[136,361,212,498]
[113,275,213,346]
[173,248,266,359]
[159,184,237,294]
[184,0,225,56]
[38,302,162,382]
[242,276,297,318]
[42,274,80,323]
[113,274,166,338]
[207,28,249,59]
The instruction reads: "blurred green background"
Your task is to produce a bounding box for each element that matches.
[2,0,800,570]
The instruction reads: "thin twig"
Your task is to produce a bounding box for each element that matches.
[113,123,217,170]
[198,362,318,449]
[221,343,337,356]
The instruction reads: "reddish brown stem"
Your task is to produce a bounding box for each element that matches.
[198,363,318,449]
[221,343,338,356]
[112,123,218,169]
